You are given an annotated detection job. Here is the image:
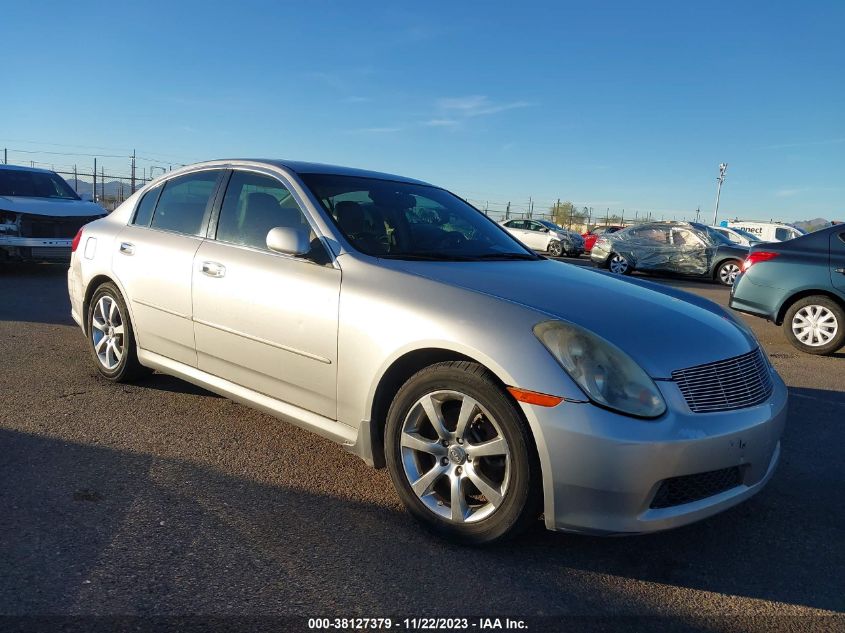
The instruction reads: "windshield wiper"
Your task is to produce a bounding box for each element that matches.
[472,252,539,260]
[380,252,477,261]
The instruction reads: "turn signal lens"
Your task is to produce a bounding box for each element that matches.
[742,251,779,271]
[506,387,563,407]
[71,228,84,253]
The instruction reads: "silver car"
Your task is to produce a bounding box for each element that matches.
[67,160,787,544]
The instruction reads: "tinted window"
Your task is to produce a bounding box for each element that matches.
[775,227,791,241]
[216,170,311,250]
[0,169,79,199]
[150,171,221,236]
[132,184,162,227]
[301,173,536,261]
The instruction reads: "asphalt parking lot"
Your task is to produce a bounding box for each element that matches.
[1,260,843,629]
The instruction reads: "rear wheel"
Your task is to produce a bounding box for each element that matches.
[716,259,742,286]
[608,253,632,275]
[783,296,845,355]
[87,282,150,382]
[385,361,541,545]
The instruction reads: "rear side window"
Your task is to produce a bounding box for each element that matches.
[216,170,311,250]
[132,185,162,226]
[150,170,221,236]
[775,227,791,241]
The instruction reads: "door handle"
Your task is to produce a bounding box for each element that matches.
[201,261,226,278]
[119,242,135,256]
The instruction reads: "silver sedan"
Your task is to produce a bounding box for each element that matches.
[67,160,786,544]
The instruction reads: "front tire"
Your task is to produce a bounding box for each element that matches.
[716,259,742,286]
[783,296,845,355]
[87,282,150,382]
[547,240,563,257]
[384,361,541,545]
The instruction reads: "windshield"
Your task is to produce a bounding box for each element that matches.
[301,173,539,261]
[0,169,80,200]
[538,220,565,232]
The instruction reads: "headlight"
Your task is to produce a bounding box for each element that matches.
[534,320,666,418]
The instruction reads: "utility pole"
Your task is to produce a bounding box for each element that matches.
[73,165,78,192]
[93,158,97,202]
[712,163,728,225]
[130,149,136,193]
[696,206,701,222]
[3,148,6,164]
[101,166,105,203]
[505,201,511,219]
[528,197,533,219]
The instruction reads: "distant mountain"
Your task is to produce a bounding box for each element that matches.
[793,218,832,232]
[67,179,143,198]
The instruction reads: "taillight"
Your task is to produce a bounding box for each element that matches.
[742,251,779,271]
[71,228,84,253]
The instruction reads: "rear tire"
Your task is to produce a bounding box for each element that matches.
[608,253,632,275]
[783,296,845,355]
[716,259,742,286]
[87,282,150,382]
[384,361,541,545]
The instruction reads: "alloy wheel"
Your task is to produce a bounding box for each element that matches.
[609,254,629,274]
[791,305,839,347]
[548,241,563,257]
[91,295,125,370]
[719,262,741,285]
[400,390,511,524]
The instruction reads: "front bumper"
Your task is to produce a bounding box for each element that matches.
[526,367,787,534]
[0,236,73,261]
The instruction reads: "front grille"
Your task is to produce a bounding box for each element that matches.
[672,348,773,413]
[650,466,744,509]
[19,214,98,239]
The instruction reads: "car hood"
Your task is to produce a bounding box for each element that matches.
[386,258,757,378]
[0,196,106,217]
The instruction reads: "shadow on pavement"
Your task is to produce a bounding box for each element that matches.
[1,380,842,618]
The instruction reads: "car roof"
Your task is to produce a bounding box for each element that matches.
[209,159,435,187]
[0,164,54,175]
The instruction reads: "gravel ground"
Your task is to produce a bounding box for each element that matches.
[0,261,842,631]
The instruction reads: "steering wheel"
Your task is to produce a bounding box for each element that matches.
[438,231,467,249]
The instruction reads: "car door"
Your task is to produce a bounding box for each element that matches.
[669,227,709,275]
[523,221,550,249]
[191,168,340,419]
[112,169,224,366]
[831,229,845,293]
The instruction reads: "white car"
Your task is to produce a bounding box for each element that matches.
[711,225,765,247]
[0,164,106,262]
[723,221,805,243]
[500,218,584,257]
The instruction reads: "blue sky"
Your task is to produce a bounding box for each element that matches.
[1,1,843,221]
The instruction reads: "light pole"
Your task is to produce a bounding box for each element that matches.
[712,163,728,225]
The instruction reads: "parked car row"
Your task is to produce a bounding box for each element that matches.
[68,159,788,544]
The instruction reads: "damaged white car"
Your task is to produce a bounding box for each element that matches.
[0,164,106,262]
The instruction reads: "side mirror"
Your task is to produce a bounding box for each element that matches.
[266,226,310,256]
[541,227,549,233]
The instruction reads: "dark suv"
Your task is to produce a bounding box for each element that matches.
[730,224,845,355]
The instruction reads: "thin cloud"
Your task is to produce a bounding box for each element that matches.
[343,96,371,103]
[775,188,805,198]
[425,119,460,127]
[436,95,532,118]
